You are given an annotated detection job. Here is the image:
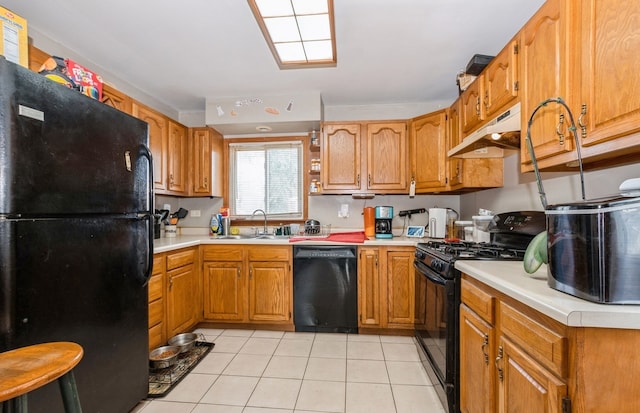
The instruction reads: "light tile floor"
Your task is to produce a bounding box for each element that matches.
[133,328,446,413]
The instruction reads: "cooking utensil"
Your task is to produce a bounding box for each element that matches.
[523,231,547,274]
[171,208,189,220]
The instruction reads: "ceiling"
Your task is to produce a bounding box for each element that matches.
[5,0,544,132]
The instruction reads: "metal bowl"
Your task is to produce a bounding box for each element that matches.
[168,332,198,353]
[149,345,180,369]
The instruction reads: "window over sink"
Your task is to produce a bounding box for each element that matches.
[228,138,304,220]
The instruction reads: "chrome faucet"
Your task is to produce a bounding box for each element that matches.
[251,209,268,235]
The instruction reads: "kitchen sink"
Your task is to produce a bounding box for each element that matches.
[209,235,250,240]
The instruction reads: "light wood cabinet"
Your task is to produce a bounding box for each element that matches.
[358,247,381,327]
[460,277,568,413]
[247,246,292,322]
[573,0,640,156]
[461,77,485,135]
[167,120,188,195]
[321,121,408,194]
[148,254,166,350]
[190,127,223,197]
[101,84,132,114]
[461,274,640,413]
[132,102,169,192]
[202,246,245,321]
[483,39,519,119]
[358,246,414,331]
[321,123,361,192]
[165,247,199,337]
[519,0,575,171]
[202,245,293,325]
[410,110,448,192]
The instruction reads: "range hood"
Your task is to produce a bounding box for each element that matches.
[448,102,521,158]
[205,91,322,136]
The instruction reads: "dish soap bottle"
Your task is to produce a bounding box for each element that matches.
[209,214,220,236]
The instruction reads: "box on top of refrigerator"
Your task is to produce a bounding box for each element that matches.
[0,6,28,68]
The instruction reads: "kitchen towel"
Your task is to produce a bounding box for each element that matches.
[289,231,368,243]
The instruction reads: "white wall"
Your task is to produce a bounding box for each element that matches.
[460,154,640,217]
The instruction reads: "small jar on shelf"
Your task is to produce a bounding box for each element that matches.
[310,130,319,147]
[310,159,321,172]
[310,179,321,193]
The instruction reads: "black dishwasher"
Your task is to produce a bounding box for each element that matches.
[293,245,358,333]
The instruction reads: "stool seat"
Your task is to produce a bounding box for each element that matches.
[0,342,83,403]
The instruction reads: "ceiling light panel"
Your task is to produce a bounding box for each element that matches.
[249,0,336,68]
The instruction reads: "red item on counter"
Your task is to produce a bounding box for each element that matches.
[289,231,368,244]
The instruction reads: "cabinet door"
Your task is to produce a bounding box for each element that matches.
[520,0,574,170]
[410,110,448,192]
[322,123,361,192]
[190,127,223,197]
[133,103,168,191]
[168,121,188,194]
[459,304,495,413]
[483,39,519,119]
[386,249,414,327]
[461,78,484,134]
[248,261,291,322]
[358,248,381,327]
[203,262,245,321]
[447,99,463,188]
[577,0,640,148]
[166,263,198,336]
[366,122,408,192]
[497,338,567,413]
[101,84,132,114]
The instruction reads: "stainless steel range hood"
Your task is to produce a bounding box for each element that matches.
[448,102,521,158]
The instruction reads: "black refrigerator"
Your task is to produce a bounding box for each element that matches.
[0,57,153,412]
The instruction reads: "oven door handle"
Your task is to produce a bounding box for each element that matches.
[413,260,447,286]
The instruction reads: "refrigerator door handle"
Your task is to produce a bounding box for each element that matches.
[138,144,154,286]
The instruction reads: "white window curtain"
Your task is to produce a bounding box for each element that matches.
[229,141,303,219]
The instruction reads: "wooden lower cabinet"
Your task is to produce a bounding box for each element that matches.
[165,247,200,338]
[358,246,414,331]
[461,274,640,413]
[148,254,166,350]
[202,245,292,325]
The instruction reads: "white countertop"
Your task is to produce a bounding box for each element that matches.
[456,260,640,330]
[153,234,420,253]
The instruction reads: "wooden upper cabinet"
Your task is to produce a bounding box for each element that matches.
[448,99,463,188]
[321,123,362,192]
[519,0,574,170]
[133,102,169,192]
[27,44,50,72]
[101,84,132,114]
[410,109,448,192]
[365,122,408,192]
[461,77,485,134]
[483,38,519,119]
[576,0,640,149]
[190,127,223,197]
[167,121,188,195]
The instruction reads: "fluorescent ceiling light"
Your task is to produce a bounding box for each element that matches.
[248,0,337,69]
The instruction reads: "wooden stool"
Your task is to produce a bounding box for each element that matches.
[0,342,83,413]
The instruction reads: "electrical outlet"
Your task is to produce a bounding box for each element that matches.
[163,203,171,211]
[191,210,201,217]
[338,204,350,218]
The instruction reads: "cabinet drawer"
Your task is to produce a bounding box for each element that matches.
[148,273,163,302]
[153,254,165,275]
[149,298,164,327]
[166,248,196,270]
[499,301,567,377]
[149,323,164,350]
[461,279,495,324]
[202,245,244,261]
[247,246,291,261]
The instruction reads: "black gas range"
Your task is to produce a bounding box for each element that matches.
[413,211,545,413]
